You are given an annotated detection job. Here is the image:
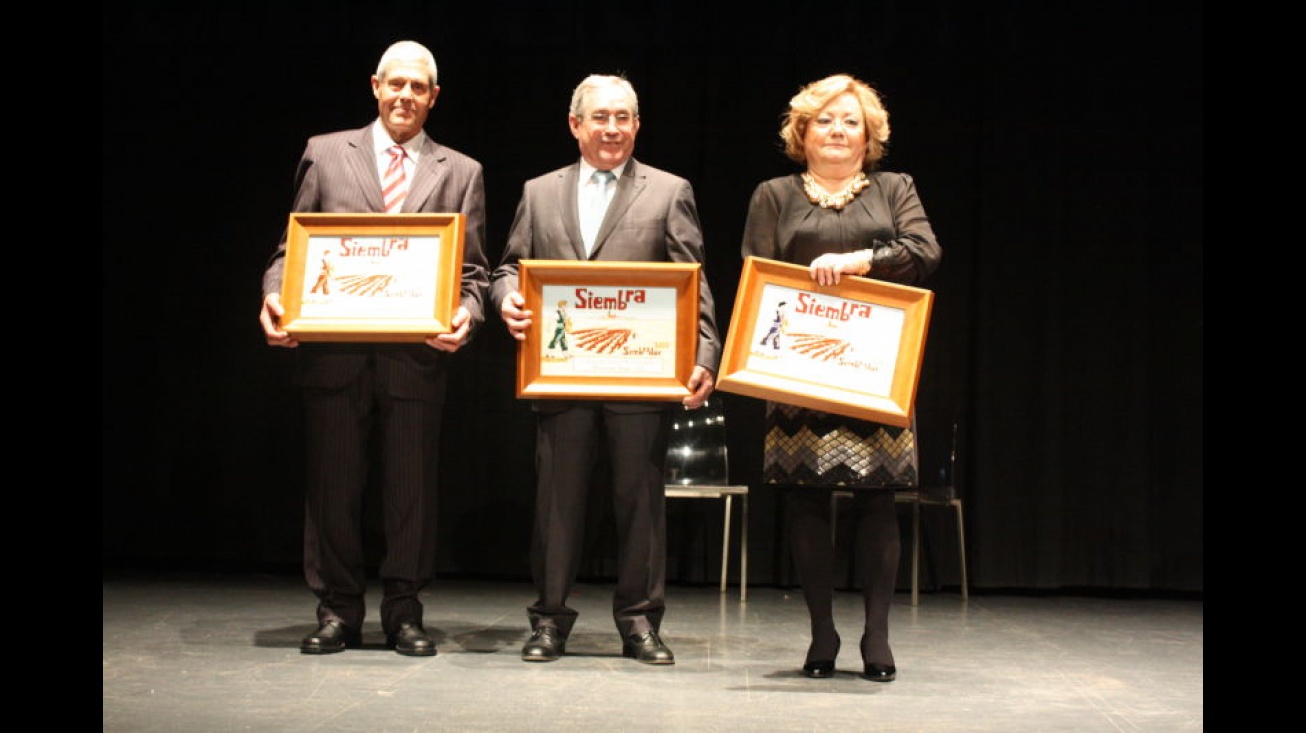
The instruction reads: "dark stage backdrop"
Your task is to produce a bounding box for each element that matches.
[102,3,1202,594]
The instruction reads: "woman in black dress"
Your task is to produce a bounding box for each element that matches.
[741,73,942,682]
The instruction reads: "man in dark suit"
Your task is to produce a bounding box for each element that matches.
[491,74,721,665]
[259,40,488,657]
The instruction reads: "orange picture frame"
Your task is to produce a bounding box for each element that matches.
[278,213,465,342]
[516,260,701,400]
[716,256,933,427]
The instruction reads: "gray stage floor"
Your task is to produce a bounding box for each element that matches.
[102,571,1202,732]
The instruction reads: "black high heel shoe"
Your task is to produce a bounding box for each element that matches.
[802,633,840,679]
[861,663,897,682]
[859,633,896,682]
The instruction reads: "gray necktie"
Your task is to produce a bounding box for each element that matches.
[582,169,615,255]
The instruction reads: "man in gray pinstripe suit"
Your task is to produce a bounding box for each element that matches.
[259,40,489,657]
[492,74,721,665]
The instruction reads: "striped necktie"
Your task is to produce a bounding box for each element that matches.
[382,145,408,213]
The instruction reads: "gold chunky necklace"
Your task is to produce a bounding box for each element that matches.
[801,171,870,210]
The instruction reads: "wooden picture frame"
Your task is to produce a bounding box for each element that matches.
[278,212,465,342]
[516,260,701,400]
[716,256,933,427]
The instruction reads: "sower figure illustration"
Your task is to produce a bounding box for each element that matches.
[759,300,788,349]
[548,299,570,351]
[310,251,334,295]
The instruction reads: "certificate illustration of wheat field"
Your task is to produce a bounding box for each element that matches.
[537,284,679,378]
[278,213,465,342]
[516,260,701,401]
[744,284,904,397]
[717,256,933,427]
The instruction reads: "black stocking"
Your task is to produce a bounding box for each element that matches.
[854,490,899,667]
[787,487,840,662]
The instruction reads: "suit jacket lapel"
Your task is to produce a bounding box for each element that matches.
[348,127,385,212]
[406,137,448,213]
[591,159,642,258]
[559,166,586,259]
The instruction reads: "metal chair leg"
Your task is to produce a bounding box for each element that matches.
[911,498,921,606]
[720,495,732,594]
[740,493,748,602]
[955,500,968,601]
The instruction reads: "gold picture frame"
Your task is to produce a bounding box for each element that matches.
[278,212,465,342]
[516,260,701,400]
[716,256,933,427]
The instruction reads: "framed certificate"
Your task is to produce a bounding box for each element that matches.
[516,260,701,400]
[716,256,933,427]
[277,213,465,342]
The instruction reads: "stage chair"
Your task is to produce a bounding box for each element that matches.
[831,421,968,606]
[664,396,749,601]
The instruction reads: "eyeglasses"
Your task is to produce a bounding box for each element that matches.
[587,111,635,128]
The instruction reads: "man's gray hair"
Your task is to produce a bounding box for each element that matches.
[569,74,639,117]
[376,40,438,86]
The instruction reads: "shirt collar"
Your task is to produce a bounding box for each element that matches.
[579,160,627,183]
[373,119,425,160]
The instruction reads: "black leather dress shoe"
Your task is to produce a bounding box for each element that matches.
[300,620,361,654]
[386,622,437,657]
[622,631,675,665]
[521,627,566,662]
[862,663,897,682]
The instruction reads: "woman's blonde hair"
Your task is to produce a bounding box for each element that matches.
[779,73,889,166]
